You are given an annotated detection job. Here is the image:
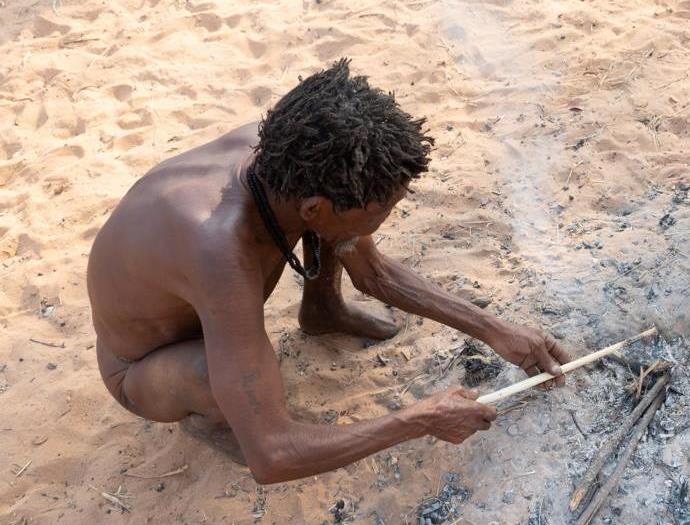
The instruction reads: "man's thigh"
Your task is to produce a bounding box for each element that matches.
[97,339,221,423]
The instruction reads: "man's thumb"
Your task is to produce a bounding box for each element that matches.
[458,387,479,400]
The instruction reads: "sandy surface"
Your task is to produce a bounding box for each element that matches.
[1,0,689,524]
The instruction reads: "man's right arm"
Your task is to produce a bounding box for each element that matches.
[192,256,496,484]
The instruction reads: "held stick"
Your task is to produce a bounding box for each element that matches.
[477,327,658,405]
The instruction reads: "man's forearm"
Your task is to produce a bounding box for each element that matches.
[255,406,426,483]
[360,254,505,343]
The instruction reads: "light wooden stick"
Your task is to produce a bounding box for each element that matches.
[477,327,658,405]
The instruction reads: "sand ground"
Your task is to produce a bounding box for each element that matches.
[1,0,689,524]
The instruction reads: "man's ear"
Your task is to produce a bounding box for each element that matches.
[299,196,330,222]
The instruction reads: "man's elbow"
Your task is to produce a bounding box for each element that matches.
[247,448,295,485]
[250,466,285,485]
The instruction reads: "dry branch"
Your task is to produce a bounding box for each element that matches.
[569,373,669,511]
[575,387,666,525]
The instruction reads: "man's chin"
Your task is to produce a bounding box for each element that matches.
[334,236,360,256]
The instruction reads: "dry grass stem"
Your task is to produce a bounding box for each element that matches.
[124,464,189,479]
[12,459,32,477]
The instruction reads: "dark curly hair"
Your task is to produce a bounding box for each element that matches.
[252,58,435,212]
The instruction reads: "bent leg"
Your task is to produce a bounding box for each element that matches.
[97,340,246,464]
[298,236,399,340]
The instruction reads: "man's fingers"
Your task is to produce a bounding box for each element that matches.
[549,338,571,365]
[544,335,570,385]
[525,364,541,377]
[536,343,563,377]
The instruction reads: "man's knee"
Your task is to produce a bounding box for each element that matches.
[96,343,138,413]
[190,350,211,386]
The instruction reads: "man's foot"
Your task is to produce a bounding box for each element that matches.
[299,300,399,340]
[180,414,247,466]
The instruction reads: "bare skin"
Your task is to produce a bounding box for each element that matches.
[88,122,570,484]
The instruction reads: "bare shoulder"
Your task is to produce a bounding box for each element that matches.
[184,201,263,298]
[153,121,259,172]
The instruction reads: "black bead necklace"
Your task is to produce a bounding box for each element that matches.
[247,165,321,280]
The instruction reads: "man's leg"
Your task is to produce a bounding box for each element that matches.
[97,340,246,464]
[298,237,399,340]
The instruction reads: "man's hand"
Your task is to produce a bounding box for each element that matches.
[415,386,497,444]
[487,322,571,387]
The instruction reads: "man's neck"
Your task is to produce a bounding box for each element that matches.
[239,155,307,249]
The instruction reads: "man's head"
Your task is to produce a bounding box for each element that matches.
[253,58,434,243]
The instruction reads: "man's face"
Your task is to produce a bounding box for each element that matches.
[301,185,407,245]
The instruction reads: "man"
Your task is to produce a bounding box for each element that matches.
[88,59,569,484]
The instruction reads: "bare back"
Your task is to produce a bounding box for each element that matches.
[87,122,284,361]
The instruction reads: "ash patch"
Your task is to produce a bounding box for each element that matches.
[667,475,689,525]
[416,472,470,524]
[566,336,690,523]
[523,495,554,525]
[460,340,503,387]
[329,498,357,524]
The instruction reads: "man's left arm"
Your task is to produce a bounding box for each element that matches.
[338,236,570,385]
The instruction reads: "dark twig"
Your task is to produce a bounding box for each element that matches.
[574,387,667,525]
[569,409,587,438]
[570,373,669,511]
[29,338,65,349]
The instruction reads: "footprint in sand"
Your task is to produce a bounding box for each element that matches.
[16,103,49,130]
[314,33,364,61]
[172,110,215,131]
[224,14,243,28]
[111,84,133,102]
[32,16,71,38]
[176,85,197,100]
[248,86,272,107]
[53,117,86,139]
[15,233,42,259]
[0,160,32,186]
[36,67,62,85]
[117,109,153,130]
[69,8,101,22]
[246,38,266,58]
[187,2,217,13]
[195,13,223,32]
[661,116,690,138]
[47,145,86,160]
[114,132,145,151]
[2,142,22,160]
